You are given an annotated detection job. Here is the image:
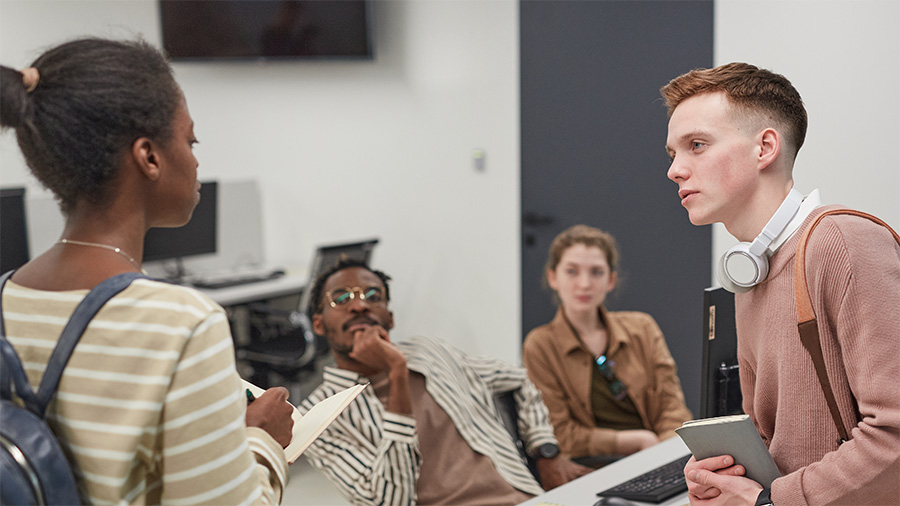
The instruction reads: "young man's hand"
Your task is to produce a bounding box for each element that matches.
[684,455,761,505]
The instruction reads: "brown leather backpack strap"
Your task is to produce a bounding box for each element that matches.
[794,209,900,444]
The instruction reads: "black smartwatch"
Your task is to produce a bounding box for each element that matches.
[536,443,560,459]
[755,488,773,506]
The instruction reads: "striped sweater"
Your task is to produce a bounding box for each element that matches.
[299,335,557,506]
[1,278,288,505]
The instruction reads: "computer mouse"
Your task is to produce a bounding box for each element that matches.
[594,497,639,506]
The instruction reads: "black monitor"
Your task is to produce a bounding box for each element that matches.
[700,287,743,419]
[159,0,375,61]
[1,187,31,273]
[143,181,218,268]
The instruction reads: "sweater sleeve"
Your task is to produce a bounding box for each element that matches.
[771,216,900,505]
[160,312,288,505]
[299,386,422,506]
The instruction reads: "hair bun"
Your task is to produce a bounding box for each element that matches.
[21,67,40,93]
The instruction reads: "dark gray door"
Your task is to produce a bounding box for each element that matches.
[520,0,714,415]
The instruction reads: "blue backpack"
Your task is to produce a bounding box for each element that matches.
[0,271,144,505]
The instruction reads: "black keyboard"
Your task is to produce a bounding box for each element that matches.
[192,270,285,290]
[596,453,691,503]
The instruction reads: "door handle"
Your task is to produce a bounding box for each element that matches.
[522,212,556,247]
[522,212,556,227]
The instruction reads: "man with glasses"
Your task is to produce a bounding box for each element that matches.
[298,259,590,506]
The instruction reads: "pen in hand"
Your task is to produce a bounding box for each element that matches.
[246,388,256,404]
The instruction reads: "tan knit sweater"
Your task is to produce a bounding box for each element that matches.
[736,206,900,505]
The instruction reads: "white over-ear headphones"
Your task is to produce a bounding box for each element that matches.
[718,188,804,293]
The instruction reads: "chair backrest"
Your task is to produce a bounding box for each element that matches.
[297,238,380,317]
[493,390,540,481]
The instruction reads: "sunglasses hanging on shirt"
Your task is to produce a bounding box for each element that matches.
[595,354,628,401]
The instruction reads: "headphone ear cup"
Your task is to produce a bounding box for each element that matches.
[718,242,769,293]
[717,253,750,294]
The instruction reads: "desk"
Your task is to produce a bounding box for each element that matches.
[195,274,307,307]
[194,274,307,355]
[519,436,691,506]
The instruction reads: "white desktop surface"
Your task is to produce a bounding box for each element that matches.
[519,436,691,506]
[196,274,306,307]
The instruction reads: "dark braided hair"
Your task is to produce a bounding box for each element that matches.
[0,38,181,214]
[309,258,392,315]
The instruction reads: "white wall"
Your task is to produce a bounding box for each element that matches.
[712,0,900,274]
[2,0,897,363]
[0,0,522,362]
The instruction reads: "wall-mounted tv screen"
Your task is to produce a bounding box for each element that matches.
[143,181,218,263]
[160,0,374,61]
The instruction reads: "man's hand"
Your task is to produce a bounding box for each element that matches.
[685,455,760,505]
[349,326,413,415]
[348,325,407,376]
[245,386,294,448]
[535,456,592,490]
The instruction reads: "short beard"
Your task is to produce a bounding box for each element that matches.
[322,321,354,356]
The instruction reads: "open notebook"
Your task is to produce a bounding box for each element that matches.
[243,380,367,463]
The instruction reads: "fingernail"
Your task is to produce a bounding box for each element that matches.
[688,471,698,481]
[724,456,733,466]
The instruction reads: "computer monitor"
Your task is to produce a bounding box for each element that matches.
[700,287,743,418]
[143,181,218,268]
[1,187,31,273]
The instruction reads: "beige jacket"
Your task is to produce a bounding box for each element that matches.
[523,307,692,457]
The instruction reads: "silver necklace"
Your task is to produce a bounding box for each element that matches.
[57,238,141,270]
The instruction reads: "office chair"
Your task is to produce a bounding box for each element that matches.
[493,389,622,484]
[236,304,318,390]
[235,238,380,398]
[493,390,541,482]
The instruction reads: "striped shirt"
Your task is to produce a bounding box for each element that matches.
[1,278,288,505]
[299,336,556,506]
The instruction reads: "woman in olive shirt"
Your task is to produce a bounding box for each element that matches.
[523,225,692,467]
